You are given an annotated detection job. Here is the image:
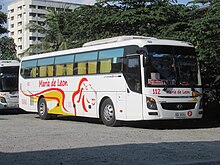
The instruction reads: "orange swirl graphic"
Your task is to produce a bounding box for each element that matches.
[21,88,68,112]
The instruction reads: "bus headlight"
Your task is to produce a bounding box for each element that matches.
[147,97,158,110]
[0,97,6,103]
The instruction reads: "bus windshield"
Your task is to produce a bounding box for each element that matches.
[0,66,19,92]
[145,45,200,87]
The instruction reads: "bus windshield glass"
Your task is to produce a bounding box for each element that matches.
[145,45,200,87]
[0,66,19,92]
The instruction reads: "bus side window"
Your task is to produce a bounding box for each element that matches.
[38,57,54,77]
[21,60,38,78]
[39,66,47,77]
[55,54,74,76]
[100,59,111,73]
[75,51,98,75]
[30,67,37,77]
[78,62,87,75]
[56,64,65,76]
[88,61,97,74]
[99,48,124,74]
[66,63,74,75]
[111,57,123,73]
[123,56,142,93]
[23,68,31,78]
[47,65,54,77]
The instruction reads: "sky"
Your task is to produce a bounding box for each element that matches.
[1,0,191,12]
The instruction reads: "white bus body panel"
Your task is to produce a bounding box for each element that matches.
[19,74,134,120]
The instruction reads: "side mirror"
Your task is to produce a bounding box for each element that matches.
[137,47,150,67]
[137,47,147,55]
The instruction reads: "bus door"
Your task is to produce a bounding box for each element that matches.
[123,55,143,120]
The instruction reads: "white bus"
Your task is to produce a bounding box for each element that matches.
[0,60,19,109]
[19,36,203,126]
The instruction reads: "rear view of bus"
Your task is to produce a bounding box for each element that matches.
[0,60,19,109]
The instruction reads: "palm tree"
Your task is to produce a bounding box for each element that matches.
[24,7,72,55]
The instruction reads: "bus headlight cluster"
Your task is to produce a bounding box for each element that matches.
[147,97,157,110]
[0,97,6,103]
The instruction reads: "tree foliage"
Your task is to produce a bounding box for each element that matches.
[25,8,73,55]
[0,36,17,60]
[0,11,17,60]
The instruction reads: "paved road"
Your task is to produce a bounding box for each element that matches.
[0,110,220,165]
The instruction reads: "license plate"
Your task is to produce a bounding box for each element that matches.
[175,112,186,118]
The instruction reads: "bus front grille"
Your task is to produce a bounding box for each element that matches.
[161,103,196,110]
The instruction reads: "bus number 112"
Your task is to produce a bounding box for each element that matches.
[153,89,161,94]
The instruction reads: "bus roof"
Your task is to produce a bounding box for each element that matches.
[0,60,20,67]
[21,36,194,61]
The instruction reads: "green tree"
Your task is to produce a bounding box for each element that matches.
[190,1,220,103]
[67,0,187,47]
[0,11,17,60]
[0,36,17,60]
[44,8,73,51]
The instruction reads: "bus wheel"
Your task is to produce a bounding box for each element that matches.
[38,98,51,120]
[100,98,119,127]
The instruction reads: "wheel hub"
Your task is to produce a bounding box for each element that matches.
[104,104,114,121]
[39,102,46,115]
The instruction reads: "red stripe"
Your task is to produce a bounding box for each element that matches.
[82,95,88,112]
[72,78,88,115]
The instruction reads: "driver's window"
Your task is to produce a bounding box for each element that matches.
[123,56,142,93]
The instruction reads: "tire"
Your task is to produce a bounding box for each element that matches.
[38,97,51,120]
[100,98,119,127]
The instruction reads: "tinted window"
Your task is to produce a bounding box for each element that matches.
[99,48,124,59]
[21,60,37,78]
[123,56,142,93]
[38,57,54,66]
[145,45,199,87]
[55,55,74,76]
[75,52,97,62]
[22,60,37,68]
[99,48,124,73]
[75,52,98,75]
[55,55,74,64]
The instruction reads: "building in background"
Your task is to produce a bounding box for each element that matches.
[7,0,81,57]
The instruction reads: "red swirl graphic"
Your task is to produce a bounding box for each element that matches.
[72,78,96,116]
